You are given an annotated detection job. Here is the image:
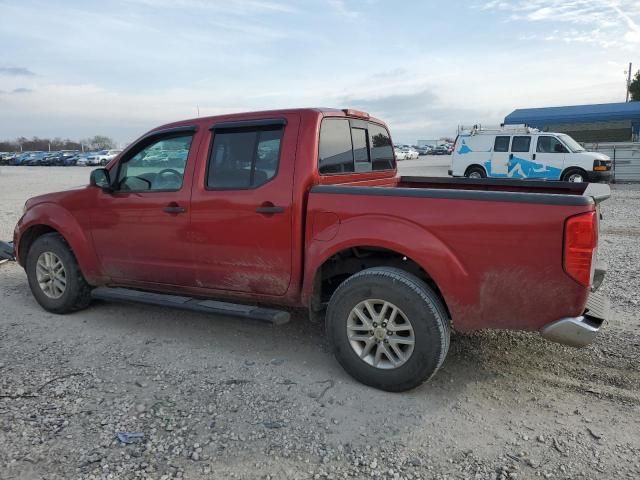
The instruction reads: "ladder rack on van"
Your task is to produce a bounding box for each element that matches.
[457,124,539,136]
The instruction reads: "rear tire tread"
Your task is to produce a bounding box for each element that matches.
[326,266,450,391]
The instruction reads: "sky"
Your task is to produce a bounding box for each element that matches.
[0,0,639,145]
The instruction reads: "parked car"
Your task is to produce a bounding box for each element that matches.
[450,125,611,182]
[429,146,450,155]
[393,147,407,160]
[401,147,419,160]
[76,152,101,166]
[22,152,50,166]
[0,152,18,165]
[85,149,122,166]
[46,151,80,166]
[1,107,610,392]
[416,146,432,155]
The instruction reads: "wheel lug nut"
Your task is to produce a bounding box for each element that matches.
[387,331,392,336]
[372,323,377,327]
[383,339,389,344]
[382,322,387,327]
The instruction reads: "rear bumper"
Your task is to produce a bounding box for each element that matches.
[0,241,15,262]
[540,291,609,347]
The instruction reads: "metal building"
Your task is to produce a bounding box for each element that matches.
[504,102,640,143]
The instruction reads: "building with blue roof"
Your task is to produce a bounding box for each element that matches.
[504,102,640,143]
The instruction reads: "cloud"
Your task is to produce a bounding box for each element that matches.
[0,66,35,76]
[625,30,640,42]
[11,87,33,94]
[482,0,640,48]
[329,0,360,19]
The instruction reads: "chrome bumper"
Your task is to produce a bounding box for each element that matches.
[541,292,609,348]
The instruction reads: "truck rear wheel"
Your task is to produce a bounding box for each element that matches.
[326,267,449,392]
[26,233,92,314]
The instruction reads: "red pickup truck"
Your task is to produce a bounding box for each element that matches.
[2,108,610,391]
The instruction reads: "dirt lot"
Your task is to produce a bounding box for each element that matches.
[0,166,639,480]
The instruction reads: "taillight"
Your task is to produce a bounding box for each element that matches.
[563,211,598,287]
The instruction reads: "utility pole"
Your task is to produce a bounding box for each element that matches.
[626,62,633,102]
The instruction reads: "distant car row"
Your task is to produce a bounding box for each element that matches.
[0,150,122,166]
[392,143,453,160]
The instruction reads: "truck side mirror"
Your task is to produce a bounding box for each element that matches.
[90,168,112,192]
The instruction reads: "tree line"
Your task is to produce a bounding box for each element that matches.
[0,135,116,152]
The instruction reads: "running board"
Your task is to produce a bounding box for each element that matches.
[91,287,290,325]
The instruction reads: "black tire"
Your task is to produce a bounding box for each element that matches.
[465,165,486,179]
[326,267,450,392]
[26,233,92,314]
[561,168,587,183]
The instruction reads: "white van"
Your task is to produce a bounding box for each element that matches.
[450,125,611,182]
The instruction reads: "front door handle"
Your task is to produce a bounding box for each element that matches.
[163,202,186,214]
[256,202,284,215]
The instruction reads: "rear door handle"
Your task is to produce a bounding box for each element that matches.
[163,203,186,214]
[256,202,284,214]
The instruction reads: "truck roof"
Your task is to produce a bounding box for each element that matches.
[155,107,386,131]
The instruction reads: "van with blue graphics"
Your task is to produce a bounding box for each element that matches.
[450,125,611,183]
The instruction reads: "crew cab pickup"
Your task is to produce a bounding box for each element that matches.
[2,108,610,391]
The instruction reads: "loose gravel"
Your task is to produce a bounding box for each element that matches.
[0,167,638,479]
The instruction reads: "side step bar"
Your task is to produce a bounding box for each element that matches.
[91,287,290,325]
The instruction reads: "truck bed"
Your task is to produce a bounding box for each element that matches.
[306,177,609,334]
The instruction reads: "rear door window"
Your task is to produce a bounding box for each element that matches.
[494,136,510,152]
[207,125,283,189]
[511,136,531,153]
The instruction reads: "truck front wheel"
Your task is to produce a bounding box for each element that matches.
[26,233,92,314]
[326,267,450,392]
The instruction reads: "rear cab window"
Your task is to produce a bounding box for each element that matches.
[319,118,395,175]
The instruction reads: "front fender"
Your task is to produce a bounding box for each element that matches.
[302,214,472,327]
[16,203,103,284]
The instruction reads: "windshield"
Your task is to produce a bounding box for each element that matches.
[558,134,585,153]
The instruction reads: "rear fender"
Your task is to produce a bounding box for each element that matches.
[302,214,471,326]
[16,203,102,284]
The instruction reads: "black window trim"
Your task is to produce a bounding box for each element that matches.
[318,118,396,176]
[204,121,286,191]
[111,125,197,194]
[210,118,287,131]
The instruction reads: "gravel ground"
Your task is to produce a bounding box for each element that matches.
[0,166,639,480]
